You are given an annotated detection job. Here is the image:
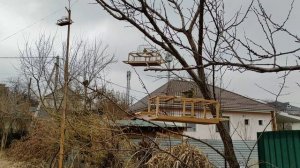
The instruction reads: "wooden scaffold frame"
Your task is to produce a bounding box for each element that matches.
[123,48,165,66]
[135,95,224,124]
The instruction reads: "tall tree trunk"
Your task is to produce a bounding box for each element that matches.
[195,0,239,167]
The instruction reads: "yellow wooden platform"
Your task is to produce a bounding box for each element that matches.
[136,112,223,124]
[135,95,224,125]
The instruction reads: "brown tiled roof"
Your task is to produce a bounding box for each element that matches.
[130,80,274,113]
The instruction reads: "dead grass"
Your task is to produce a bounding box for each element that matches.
[0,151,45,168]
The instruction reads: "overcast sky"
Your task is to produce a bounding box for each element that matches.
[0,0,299,106]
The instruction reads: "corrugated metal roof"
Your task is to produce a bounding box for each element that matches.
[116,119,184,128]
[130,80,274,114]
[276,112,300,123]
[268,101,300,116]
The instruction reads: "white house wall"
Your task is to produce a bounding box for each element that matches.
[292,123,300,130]
[184,112,272,140]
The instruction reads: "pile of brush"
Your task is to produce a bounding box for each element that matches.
[146,142,213,168]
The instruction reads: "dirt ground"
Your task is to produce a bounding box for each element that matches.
[0,152,44,168]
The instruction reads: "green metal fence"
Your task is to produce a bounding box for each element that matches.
[257,130,300,168]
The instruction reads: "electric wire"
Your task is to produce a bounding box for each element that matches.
[55,65,148,95]
[0,56,149,96]
[1,10,61,43]
[132,67,150,96]
[0,56,59,59]
[0,0,79,43]
[104,79,147,94]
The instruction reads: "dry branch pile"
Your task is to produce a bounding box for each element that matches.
[7,119,58,163]
[147,143,213,168]
[6,113,132,167]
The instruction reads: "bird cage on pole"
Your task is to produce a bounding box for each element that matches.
[57,16,73,26]
[123,45,165,66]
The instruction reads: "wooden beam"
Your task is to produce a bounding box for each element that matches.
[271,111,277,131]
[203,104,207,119]
[183,100,186,116]
[155,96,160,117]
[216,103,220,119]
[148,99,151,113]
[159,95,175,99]
[136,111,156,116]
[191,102,195,117]
[151,116,222,124]
[162,96,176,102]
[149,96,158,101]
[144,95,224,123]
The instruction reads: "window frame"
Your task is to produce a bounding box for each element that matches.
[258,120,263,126]
[186,123,196,132]
[244,119,249,125]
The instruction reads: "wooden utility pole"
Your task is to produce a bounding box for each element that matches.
[54,56,59,93]
[27,78,31,102]
[83,79,88,111]
[83,57,88,111]
[126,71,131,105]
[54,56,59,110]
[57,1,72,167]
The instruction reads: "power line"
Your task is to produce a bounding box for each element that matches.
[56,65,148,95]
[0,56,59,59]
[0,59,146,95]
[0,0,79,43]
[100,78,147,94]
[132,67,150,96]
[0,10,62,43]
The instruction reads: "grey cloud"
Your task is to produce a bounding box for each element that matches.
[0,0,299,106]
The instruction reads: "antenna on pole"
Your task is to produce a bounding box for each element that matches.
[126,71,131,105]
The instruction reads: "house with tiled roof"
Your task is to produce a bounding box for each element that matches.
[130,80,275,140]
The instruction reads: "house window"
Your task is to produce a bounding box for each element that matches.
[258,120,263,126]
[244,119,249,125]
[216,116,230,133]
[186,123,196,132]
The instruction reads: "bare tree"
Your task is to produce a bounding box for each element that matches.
[19,35,115,112]
[94,0,300,167]
[19,34,56,104]
[68,39,115,110]
[16,35,124,166]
